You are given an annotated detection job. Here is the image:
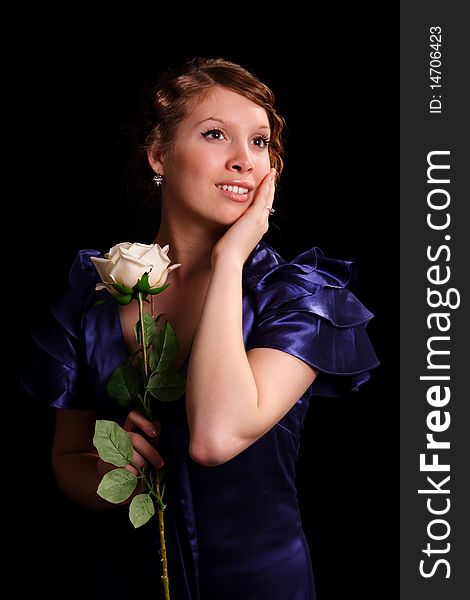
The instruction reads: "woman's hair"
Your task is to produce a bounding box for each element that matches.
[144,57,286,176]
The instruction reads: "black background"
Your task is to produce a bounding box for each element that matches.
[17,8,397,599]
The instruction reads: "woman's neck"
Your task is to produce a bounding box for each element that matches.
[153,222,221,287]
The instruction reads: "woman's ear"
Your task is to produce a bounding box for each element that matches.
[147,148,165,177]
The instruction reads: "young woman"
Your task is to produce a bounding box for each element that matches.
[23,57,379,599]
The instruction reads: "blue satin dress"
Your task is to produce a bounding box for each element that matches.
[22,240,379,600]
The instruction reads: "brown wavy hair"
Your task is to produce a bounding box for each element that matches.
[144,57,286,177]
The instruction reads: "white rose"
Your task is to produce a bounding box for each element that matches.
[91,242,181,294]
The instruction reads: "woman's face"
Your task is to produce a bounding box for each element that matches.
[152,86,272,226]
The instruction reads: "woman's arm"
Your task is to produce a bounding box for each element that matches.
[186,256,317,467]
[186,171,318,466]
[52,409,163,511]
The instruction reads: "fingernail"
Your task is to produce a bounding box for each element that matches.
[149,427,157,436]
[157,459,164,469]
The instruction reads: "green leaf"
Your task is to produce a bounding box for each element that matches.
[147,370,186,402]
[134,272,151,293]
[135,356,147,383]
[148,282,171,295]
[155,321,179,372]
[97,468,137,503]
[129,494,155,528]
[93,420,134,466]
[134,312,158,347]
[106,365,143,407]
[145,313,159,347]
[148,349,159,372]
[134,394,152,420]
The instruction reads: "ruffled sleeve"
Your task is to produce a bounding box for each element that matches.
[22,249,102,409]
[243,242,380,398]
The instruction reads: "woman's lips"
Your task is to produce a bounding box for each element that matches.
[216,186,250,203]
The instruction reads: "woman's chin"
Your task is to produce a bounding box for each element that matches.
[214,203,246,222]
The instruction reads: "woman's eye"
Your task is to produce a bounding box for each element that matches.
[201,129,270,148]
[253,136,270,149]
[201,129,225,141]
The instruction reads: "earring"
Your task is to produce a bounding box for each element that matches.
[153,173,163,186]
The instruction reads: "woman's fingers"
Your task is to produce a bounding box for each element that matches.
[254,167,276,214]
[123,410,160,438]
[121,411,164,472]
[127,431,165,470]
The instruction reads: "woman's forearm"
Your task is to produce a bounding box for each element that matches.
[53,451,118,511]
[186,255,261,465]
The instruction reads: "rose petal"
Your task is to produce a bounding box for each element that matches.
[127,242,155,259]
[109,254,153,289]
[90,256,114,284]
[143,244,170,266]
[107,242,132,261]
[143,246,171,287]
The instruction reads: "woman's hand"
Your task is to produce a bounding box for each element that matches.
[97,410,164,481]
[211,167,276,268]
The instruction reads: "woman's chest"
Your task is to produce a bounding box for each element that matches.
[118,291,205,371]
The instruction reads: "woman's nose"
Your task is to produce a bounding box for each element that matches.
[226,144,253,173]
